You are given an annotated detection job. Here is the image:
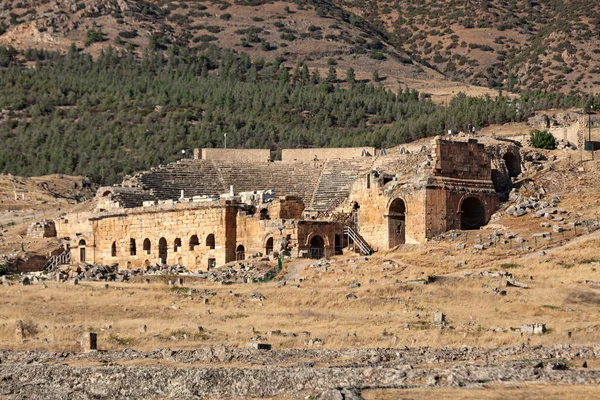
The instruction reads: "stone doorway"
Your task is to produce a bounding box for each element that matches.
[159,237,168,264]
[310,235,325,259]
[334,234,342,255]
[388,198,406,247]
[79,239,86,263]
[265,237,273,255]
[460,197,486,230]
[236,245,245,261]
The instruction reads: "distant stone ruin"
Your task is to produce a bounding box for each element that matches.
[53,137,521,270]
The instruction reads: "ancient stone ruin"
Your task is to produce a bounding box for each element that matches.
[50,136,520,270]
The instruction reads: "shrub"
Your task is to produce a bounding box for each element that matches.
[530,130,556,149]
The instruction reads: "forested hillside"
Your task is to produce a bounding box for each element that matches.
[0,45,597,184]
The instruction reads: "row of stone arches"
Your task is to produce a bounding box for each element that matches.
[106,234,216,264]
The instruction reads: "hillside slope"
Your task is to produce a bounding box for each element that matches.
[340,0,600,94]
[2,0,599,94]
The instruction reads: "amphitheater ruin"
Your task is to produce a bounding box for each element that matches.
[54,136,521,270]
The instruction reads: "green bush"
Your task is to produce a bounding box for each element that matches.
[0,263,8,276]
[530,130,556,149]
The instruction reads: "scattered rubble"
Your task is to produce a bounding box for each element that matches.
[0,345,598,398]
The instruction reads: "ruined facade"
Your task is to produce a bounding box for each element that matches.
[55,137,520,269]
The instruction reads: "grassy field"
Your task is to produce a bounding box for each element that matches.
[1,156,600,353]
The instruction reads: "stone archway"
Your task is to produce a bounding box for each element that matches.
[265,237,274,255]
[78,239,86,263]
[460,196,486,230]
[236,244,245,261]
[189,235,200,251]
[310,235,325,259]
[206,234,215,249]
[388,198,406,247]
[159,237,168,264]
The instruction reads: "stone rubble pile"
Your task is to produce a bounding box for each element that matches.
[200,261,278,284]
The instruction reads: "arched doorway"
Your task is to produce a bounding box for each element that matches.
[236,245,245,261]
[460,197,486,230]
[189,235,199,251]
[78,239,86,263]
[265,237,274,255]
[174,238,182,252]
[206,234,215,249]
[334,234,342,255]
[111,241,117,257]
[503,152,521,178]
[388,198,406,247]
[310,235,325,259]
[159,237,168,264]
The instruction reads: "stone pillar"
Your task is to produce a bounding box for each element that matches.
[193,149,201,160]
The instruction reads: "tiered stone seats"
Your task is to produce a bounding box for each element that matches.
[308,158,376,211]
[137,160,225,200]
[110,188,157,208]
[211,160,322,202]
[132,159,323,203]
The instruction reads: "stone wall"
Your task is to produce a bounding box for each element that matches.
[282,147,377,161]
[74,203,238,269]
[433,139,491,181]
[195,148,271,161]
[425,180,498,236]
[26,219,56,238]
[348,176,428,250]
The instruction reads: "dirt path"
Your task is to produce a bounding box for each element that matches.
[283,259,313,281]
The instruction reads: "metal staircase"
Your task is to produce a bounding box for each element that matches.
[43,250,71,272]
[343,226,373,255]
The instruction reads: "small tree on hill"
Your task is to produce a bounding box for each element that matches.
[530,130,556,150]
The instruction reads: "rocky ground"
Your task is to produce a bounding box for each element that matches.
[1,345,599,399]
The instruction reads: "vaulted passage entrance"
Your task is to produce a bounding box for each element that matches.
[310,235,325,259]
[460,197,486,230]
[159,237,168,264]
[388,198,406,247]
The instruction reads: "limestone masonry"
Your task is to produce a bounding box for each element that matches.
[54,136,521,269]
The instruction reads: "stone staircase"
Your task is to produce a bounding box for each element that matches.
[307,158,376,212]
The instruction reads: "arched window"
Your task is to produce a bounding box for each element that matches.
[206,234,215,249]
[159,237,168,264]
[111,241,117,257]
[174,238,182,252]
[143,238,151,254]
[130,238,136,256]
[189,235,200,251]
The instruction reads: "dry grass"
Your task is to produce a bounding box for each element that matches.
[1,233,599,352]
